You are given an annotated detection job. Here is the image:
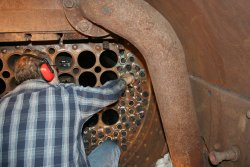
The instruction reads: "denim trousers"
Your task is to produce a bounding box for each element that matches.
[87,140,121,167]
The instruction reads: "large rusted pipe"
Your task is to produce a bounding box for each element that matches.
[79,1,203,166]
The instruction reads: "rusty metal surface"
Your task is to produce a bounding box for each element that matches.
[2,0,250,166]
[146,0,250,98]
[79,1,203,167]
[0,0,73,33]
[0,32,118,43]
[0,40,167,166]
[191,76,250,167]
[0,33,61,42]
[62,0,109,37]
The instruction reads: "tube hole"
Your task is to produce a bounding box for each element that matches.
[0,78,6,95]
[100,71,118,85]
[139,70,146,78]
[2,71,10,78]
[58,73,75,83]
[102,109,119,125]
[128,56,135,62]
[48,47,56,54]
[129,109,134,114]
[120,108,126,114]
[8,54,21,71]
[79,72,97,87]
[129,100,134,106]
[116,66,122,72]
[78,51,96,69]
[134,65,140,72]
[84,114,99,127]
[73,68,80,74]
[0,59,3,71]
[125,64,132,71]
[55,52,73,70]
[105,128,111,134]
[120,58,126,64]
[100,50,118,68]
[94,66,101,73]
[142,91,149,97]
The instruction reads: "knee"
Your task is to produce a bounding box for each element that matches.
[103,140,121,155]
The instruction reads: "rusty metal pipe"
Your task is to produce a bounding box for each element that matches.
[79,1,203,166]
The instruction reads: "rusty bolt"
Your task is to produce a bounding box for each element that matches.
[63,0,74,8]
[1,49,7,54]
[72,44,78,50]
[209,146,240,165]
[78,20,90,32]
[95,45,101,51]
[246,110,250,119]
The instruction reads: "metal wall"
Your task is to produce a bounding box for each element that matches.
[1,0,250,166]
[145,0,250,166]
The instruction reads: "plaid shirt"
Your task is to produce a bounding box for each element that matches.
[0,79,126,167]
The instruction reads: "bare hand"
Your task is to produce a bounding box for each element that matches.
[121,74,135,85]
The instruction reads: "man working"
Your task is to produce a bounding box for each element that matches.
[0,50,134,167]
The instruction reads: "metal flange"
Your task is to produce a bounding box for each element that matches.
[62,0,109,37]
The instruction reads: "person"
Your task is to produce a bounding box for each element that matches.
[0,50,134,167]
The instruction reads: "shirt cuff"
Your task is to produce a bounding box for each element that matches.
[119,79,127,89]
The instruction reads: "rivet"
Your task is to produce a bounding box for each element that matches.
[95,45,101,51]
[1,49,7,54]
[72,44,78,50]
[78,20,90,32]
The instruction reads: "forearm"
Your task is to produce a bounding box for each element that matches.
[75,79,126,110]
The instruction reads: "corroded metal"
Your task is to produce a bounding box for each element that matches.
[191,76,250,167]
[0,40,166,166]
[79,1,203,167]
[62,0,109,37]
[2,0,250,166]
[145,0,250,98]
[0,33,60,42]
[0,0,73,33]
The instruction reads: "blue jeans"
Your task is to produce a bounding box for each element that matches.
[87,140,121,167]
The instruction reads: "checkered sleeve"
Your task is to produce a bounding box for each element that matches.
[73,79,126,116]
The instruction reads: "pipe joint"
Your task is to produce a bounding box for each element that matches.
[209,146,240,165]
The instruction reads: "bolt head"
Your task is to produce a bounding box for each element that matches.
[63,0,74,8]
[78,20,90,32]
[72,44,78,50]
[95,45,101,51]
[209,151,219,165]
[1,49,7,54]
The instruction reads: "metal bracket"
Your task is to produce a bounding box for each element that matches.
[62,0,109,37]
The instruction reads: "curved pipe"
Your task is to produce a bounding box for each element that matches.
[79,1,203,166]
